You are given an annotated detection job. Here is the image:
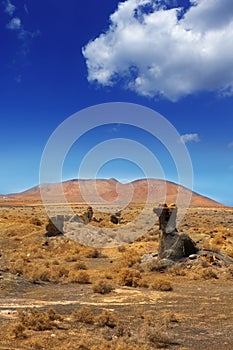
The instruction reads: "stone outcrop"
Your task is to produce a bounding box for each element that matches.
[153,204,199,261]
[82,206,93,224]
[69,206,93,225]
[110,215,119,224]
[45,215,64,237]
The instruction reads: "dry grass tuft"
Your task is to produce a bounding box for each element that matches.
[167,264,186,276]
[29,217,43,226]
[16,308,63,331]
[146,326,177,348]
[95,309,117,328]
[85,248,102,258]
[150,279,173,292]
[9,322,27,339]
[200,267,218,280]
[120,249,141,268]
[73,261,88,270]
[162,312,179,325]
[68,270,90,284]
[71,307,95,324]
[118,268,141,287]
[92,281,114,294]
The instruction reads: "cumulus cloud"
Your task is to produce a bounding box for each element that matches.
[180,133,200,144]
[6,17,21,30]
[4,0,15,16]
[83,0,233,101]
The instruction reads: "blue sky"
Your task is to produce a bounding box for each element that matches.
[0,0,233,206]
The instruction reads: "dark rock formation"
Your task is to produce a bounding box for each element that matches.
[153,204,199,261]
[45,215,64,237]
[110,215,120,225]
[82,206,93,224]
[69,206,93,225]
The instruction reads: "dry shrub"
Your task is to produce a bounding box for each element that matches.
[118,245,126,253]
[71,307,94,324]
[26,263,69,283]
[29,217,42,226]
[147,259,166,272]
[95,310,117,328]
[85,248,101,258]
[104,273,113,280]
[211,234,226,246]
[28,267,51,282]
[52,259,60,265]
[167,263,186,276]
[9,322,26,339]
[65,255,78,262]
[162,312,179,326]
[17,308,62,331]
[138,277,149,288]
[68,270,90,283]
[150,279,173,292]
[25,339,44,350]
[9,258,25,275]
[118,268,141,287]
[201,267,218,280]
[199,257,210,268]
[146,326,177,348]
[121,249,141,267]
[73,261,88,270]
[92,281,114,294]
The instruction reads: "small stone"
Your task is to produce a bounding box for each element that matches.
[189,254,198,260]
[110,215,119,224]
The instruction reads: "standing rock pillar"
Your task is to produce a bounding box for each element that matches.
[153,204,199,261]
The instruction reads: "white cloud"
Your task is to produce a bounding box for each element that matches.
[3,1,39,83]
[4,0,16,16]
[6,17,21,30]
[83,0,233,101]
[228,142,233,149]
[5,13,39,47]
[180,133,200,144]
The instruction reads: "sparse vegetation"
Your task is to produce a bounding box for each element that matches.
[95,310,117,328]
[92,280,114,294]
[150,279,173,292]
[72,307,95,324]
[68,270,90,283]
[118,268,142,287]
[0,205,233,349]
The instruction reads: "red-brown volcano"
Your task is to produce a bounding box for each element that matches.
[0,178,223,207]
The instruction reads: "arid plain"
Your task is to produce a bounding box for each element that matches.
[0,179,233,349]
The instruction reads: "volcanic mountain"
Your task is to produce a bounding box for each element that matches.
[0,178,223,207]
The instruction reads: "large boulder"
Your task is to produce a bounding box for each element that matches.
[45,215,64,237]
[153,204,199,261]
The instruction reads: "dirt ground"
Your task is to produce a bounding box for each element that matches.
[0,204,233,349]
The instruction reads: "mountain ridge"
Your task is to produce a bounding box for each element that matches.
[0,178,223,207]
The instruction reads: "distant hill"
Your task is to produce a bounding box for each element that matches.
[0,178,223,207]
